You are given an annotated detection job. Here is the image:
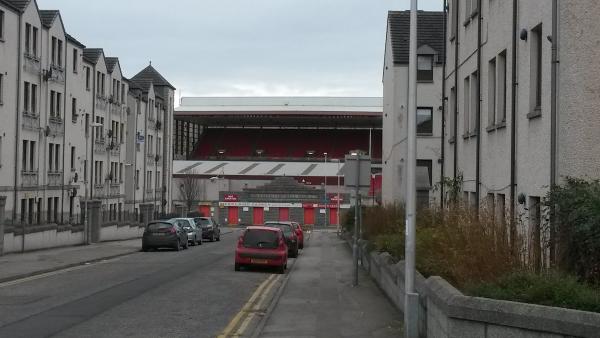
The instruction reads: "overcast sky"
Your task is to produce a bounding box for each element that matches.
[38,0,442,101]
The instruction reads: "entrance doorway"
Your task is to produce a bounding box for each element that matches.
[228,207,239,225]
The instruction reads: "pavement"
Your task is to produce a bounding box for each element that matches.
[0,228,237,284]
[257,230,404,338]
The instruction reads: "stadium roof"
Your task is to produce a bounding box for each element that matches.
[173,160,345,178]
[174,97,382,128]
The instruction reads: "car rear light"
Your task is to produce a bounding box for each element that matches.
[169,227,177,234]
[237,237,244,247]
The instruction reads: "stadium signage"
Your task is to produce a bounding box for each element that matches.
[223,194,239,202]
[302,203,344,209]
[328,194,344,202]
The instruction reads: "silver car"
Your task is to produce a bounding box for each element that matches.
[172,218,202,246]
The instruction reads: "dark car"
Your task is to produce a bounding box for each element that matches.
[235,226,288,274]
[142,219,189,251]
[194,217,221,242]
[264,222,299,258]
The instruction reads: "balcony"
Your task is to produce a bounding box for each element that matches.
[95,95,108,111]
[21,170,39,187]
[47,171,62,187]
[109,184,121,197]
[94,138,106,154]
[48,116,64,136]
[23,53,41,75]
[22,111,40,131]
[49,64,65,84]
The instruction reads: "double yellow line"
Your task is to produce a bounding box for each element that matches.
[217,273,281,338]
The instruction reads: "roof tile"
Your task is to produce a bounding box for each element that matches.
[388,11,445,65]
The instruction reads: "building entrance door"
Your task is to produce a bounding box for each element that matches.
[304,207,315,225]
[279,208,289,221]
[228,207,239,225]
[253,207,264,225]
[329,208,338,225]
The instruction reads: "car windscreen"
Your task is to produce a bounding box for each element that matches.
[147,222,173,231]
[243,229,279,249]
[265,224,293,237]
[195,218,211,226]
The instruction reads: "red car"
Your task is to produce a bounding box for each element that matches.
[291,221,304,249]
[235,226,288,274]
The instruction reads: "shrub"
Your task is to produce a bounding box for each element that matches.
[468,271,600,313]
[545,177,600,284]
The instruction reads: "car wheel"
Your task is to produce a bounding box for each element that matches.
[299,243,304,249]
[277,265,285,274]
[198,238,203,245]
[184,240,189,249]
[174,240,181,251]
[235,263,241,271]
[211,233,215,242]
[216,234,221,241]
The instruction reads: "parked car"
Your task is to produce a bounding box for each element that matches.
[264,222,299,258]
[172,218,202,246]
[273,221,304,249]
[142,219,189,251]
[194,217,221,242]
[235,226,288,274]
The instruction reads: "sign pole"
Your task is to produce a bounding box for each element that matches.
[353,154,360,287]
[405,0,420,337]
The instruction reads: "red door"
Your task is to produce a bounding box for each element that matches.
[253,207,264,225]
[279,208,289,221]
[199,205,211,217]
[304,207,315,225]
[228,207,239,225]
[329,208,339,225]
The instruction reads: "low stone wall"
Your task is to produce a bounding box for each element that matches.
[350,237,600,338]
[2,222,144,254]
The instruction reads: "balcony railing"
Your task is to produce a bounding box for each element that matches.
[21,170,39,187]
[47,171,62,187]
[22,111,40,131]
[23,53,41,75]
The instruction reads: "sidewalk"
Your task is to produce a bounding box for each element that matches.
[0,239,141,283]
[258,230,403,338]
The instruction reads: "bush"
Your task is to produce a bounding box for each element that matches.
[468,271,600,313]
[545,177,600,284]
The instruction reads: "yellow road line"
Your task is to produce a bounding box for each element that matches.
[233,274,282,337]
[217,274,275,338]
[0,258,118,289]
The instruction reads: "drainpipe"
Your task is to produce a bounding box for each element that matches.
[475,0,483,211]
[441,0,448,209]
[550,0,558,263]
[91,65,96,199]
[61,41,67,224]
[510,0,518,252]
[13,14,22,245]
[453,1,460,182]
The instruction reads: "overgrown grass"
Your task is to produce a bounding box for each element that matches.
[467,271,600,313]
[362,204,600,312]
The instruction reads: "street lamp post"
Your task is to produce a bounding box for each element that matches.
[332,158,341,235]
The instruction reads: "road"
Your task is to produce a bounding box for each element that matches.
[0,229,285,338]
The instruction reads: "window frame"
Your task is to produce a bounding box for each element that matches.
[416,107,434,136]
[417,54,434,82]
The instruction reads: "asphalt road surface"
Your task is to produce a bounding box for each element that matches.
[0,229,283,338]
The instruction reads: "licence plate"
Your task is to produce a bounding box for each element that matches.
[153,233,166,236]
[251,259,268,264]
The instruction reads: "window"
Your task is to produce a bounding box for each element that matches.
[48,143,54,171]
[0,73,3,104]
[85,67,90,91]
[32,27,37,56]
[57,39,63,67]
[121,84,125,104]
[85,113,89,136]
[28,198,34,224]
[450,0,457,40]
[470,72,478,133]
[47,197,53,223]
[488,57,496,127]
[0,136,2,166]
[0,10,4,41]
[22,140,28,171]
[119,163,123,183]
[417,108,433,135]
[498,50,507,122]
[31,84,37,113]
[70,146,76,170]
[71,98,77,122]
[21,199,26,223]
[51,37,57,65]
[449,87,456,140]
[147,171,152,190]
[23,82,30,112]
[417,55,434,82]
[464,0,478,22]
[96,71,101,95]
[157,171,161,190]
[417,160,433,186]
[25,23,31,54]
[69,196,74,220]
[463,76,470,136]
[530,24,543,115]
[84,159,87,182]
[120,123,124,144]
[30,141,35,171]
[54,197,59,223]
[72,48,78,73]
[101,73,105,96]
